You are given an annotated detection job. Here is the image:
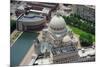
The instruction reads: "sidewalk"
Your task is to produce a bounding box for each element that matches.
[20,43,37,65]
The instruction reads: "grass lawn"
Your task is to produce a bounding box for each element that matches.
[68,25,95,42]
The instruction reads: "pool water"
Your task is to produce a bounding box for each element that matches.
[10,32,38,67]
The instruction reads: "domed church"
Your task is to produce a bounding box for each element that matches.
[36,14,79,64]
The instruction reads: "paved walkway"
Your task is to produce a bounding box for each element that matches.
[20,43,37,65]
[37,31,43,41]
[10,30,23,47]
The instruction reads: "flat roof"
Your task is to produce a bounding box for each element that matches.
[27,2,58,8]
[17,12,45,23]
[51,45,77,55]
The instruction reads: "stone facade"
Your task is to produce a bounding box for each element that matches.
[16,12,46,31]
[50,45,79,64]
[38,15,79,64]
[72,5,95,22]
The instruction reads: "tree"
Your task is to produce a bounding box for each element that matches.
[80,34,93,47]
[11,20,16,33]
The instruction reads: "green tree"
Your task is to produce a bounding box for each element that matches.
[80,34,93,47]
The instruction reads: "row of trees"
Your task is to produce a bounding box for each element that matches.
[62,14,95,47]
[63,14,95,35]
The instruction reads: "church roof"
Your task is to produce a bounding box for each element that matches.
[49,15,66,29]
[63,35,71,42]
[51,45,77,55]
[49,15,67,34]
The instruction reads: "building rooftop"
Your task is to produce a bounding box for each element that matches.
[40,42,52,53]
[30,7,51,14]
[51,45,77,55]
[27,2,58,8]
[78,48,95,57]
[17,12,45,23]
[86,5,95,9]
